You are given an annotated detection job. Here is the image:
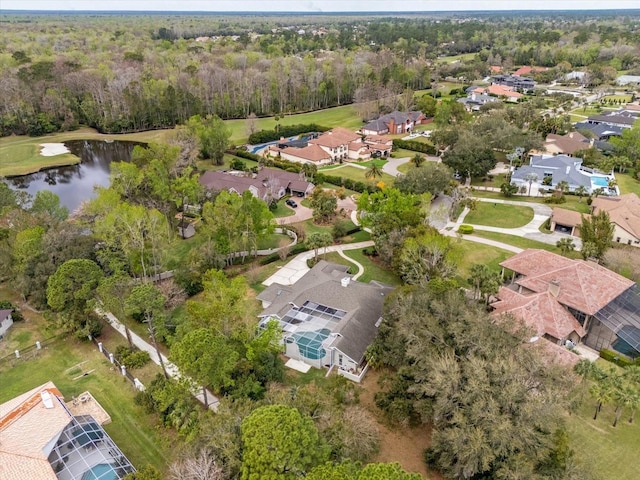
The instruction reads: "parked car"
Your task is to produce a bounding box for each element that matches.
[286,199,298,208]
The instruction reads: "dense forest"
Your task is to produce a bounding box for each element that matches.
[1,11,639,136]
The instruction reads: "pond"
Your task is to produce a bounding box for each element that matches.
[6,140,143,213]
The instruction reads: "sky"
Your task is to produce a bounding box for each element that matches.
[1,0,639,12]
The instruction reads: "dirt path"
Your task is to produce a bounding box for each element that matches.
[358,369,442,479]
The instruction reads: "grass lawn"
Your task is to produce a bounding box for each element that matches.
[0,337,172,472]
[257,232,292,249]
[470,230,581,258]
[392,148,420,159]
[601,94,633,103]
[615,172,640,196]
[471,173,508,188]
[320,164,394,185]
[272,198,296,218]
[471,190,591,214]
[0,127,174,176]
[566,391,640,480]
[225,104,362,144]
[464,202,534,228]
[356,158,388,168]
[454,240,514,286]
[341,249,402,285]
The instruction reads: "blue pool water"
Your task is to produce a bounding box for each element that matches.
[81,463,118,480]
[591,176,610,187]
[293,328,331,360]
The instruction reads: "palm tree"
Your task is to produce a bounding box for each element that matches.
[556,238,576,256]
[575,185,587,202]
[626,388,640,424]
[590,379,612,420]
[524,172,539,196]
[411,153,425,168]
[365,163,383,180]
[556,180,570,194]
[612,385,636,427]
[573,359,599,384]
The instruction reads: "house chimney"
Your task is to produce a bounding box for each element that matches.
[548,280,560,297]
[341,277,350,287]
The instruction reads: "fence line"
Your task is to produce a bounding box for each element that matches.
[90,338,144,391]
[0,333,67,367]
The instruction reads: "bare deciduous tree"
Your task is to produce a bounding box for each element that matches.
[169,449,225,480]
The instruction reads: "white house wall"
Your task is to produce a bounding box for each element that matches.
[612,224,640,247]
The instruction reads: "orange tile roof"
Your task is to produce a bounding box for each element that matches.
[310,127,360,148]
[492,287,586,340]
[545,132,590,155]
[500,249,634,315]
[269,143,331,163]
[513,66,548,76]
[551,207,588,228]
[592,193,640,240]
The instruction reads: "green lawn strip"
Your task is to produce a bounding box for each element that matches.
[454,240,515,287]
[469,230,581,258]
[257,233,291,250]
[601,94,633,102]
[356,158,388,168]
[225,104,362,144]
[565,392,640,480]
[471,190,591,214]
[392,148,420,159]
[340,249,402,286]
[615,172,640,196]
[471,173,508,188]
[272,199,296,218]
[0,339,171,471]
[322,165,394,184]
[463,202,534,228]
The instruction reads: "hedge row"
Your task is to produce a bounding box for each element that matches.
[248,123,329,144]
[458,224,474,234]
[392,138,437,155]
[599,348,637,367]
[315,173,379,194]
[234,149,261,162]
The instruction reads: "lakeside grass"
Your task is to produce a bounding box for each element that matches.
[463,202,535,228]
[0,337,172,472]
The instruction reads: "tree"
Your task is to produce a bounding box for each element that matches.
[396,230,460,285]
[500,182,518,197]
[359,462,423,480]
[309,188,337,223]
[580,210,614,261]
[123,465,163,480]
[556,180,570,194]
[46,259,103,337]
[29,190,69,222]
[169,449,225,480]
[187,115,231,165]
[170,328,239,406]
[240,404,329,480]
[612,384,636,428]
[410,153,425,168]
[467,264,501,304]
[125,284,169,378]
[524,172,539,196]
[575,185,588,202]
[306,231,333,263]
[416,94,437,117]
[441,132,496,179]
[365,163,383,180]
[590,378,612,421]
[556,238,576,256]
[394,162,451,196]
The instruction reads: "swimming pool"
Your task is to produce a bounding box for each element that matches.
[81,463,118,480]
[591,176,610,187]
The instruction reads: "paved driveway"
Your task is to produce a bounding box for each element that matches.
[276,204,313,225]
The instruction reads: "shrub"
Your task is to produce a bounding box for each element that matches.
[332,220,350,239]
[458,224,474,234]
[599,348,636,367]
[229,158,247,171]
[392,138,437,155]
[543,194,566,204]
[247,123,329,144]
[115,345,152,369]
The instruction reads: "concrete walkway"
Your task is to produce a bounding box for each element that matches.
[262,240,374,286]
[98,308,220,411]
[449,197,583,249]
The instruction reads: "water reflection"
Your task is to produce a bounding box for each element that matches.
[6,139,143,212]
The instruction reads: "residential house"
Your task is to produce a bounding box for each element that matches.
[457,92,499,111]
[616,75,640,86]
[361,111,427,135]
[543,131,591,156]
[469,84,523,102]
[511,154,616,196]
[493,249,639,359]
[0,381,135,480]
[0,308,13,338]
[586,112,638,129]
[513,66,548,77]
[199,168,314,203]
[574,121,624,141]
[491,74,536,92]
[269,128,391,163]
[256,261,394,382]
[591,193,640,247]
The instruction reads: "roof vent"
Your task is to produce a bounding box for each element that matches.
[41,390,54,409]
[341,277,350,287]
[548,280,560,298]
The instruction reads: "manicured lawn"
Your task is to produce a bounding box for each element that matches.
[470,230,581,258]
[471,190,591,214]
[615,172,640,196]
[225,104,362,144]
[341,249,402,286]
[320,164,394,184]
[455,240,514,286]
[356,158,387,168]
[463,202,535,228]
[392,148,420,159]
[272,199,296,218]
[257,232,292,250]
[0,127,174,176]
[565,389,640,480]
[0,337,172,473]
[471,173,508,188]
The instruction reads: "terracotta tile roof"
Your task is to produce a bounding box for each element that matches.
[551,207,588,228]
[545,132,590,155]
[500,249,634,315]
[592,193,640,240]
[364,134,392,145]
[513,66,548,76]
[0,381,68,480]
[271,143,331,163]
[492,287,586,340]
[527,340,581,367]
[310,127,360,148]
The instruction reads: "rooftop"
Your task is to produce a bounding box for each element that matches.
[592,193,640,240]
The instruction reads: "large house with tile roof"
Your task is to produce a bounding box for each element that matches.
[199,167,314,203]
[256,261,394,382]
[268,127,392,164]
[493,249,640,359]
[0,381,135,480]
[361,111,427,135]
[591,193,640,247]
[543,132,591,156]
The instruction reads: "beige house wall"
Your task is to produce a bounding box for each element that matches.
[276,150,332,166]
[612,224,640,247]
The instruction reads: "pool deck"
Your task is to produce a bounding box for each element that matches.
[65,391,111,425]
